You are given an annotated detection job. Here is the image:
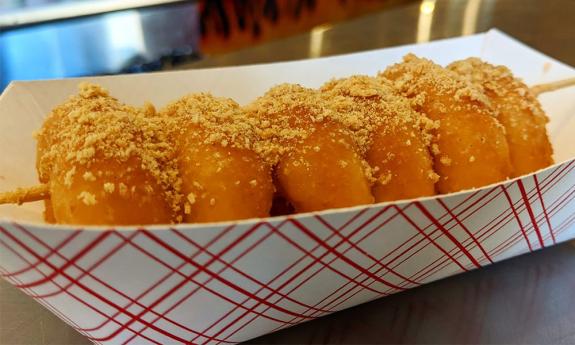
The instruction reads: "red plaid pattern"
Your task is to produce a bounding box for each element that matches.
[1,160,575,345]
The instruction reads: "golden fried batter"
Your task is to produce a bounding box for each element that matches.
[448,58,553,176]
[321,76,437,201]
[381,54,512,193]
[161,94,274,222]
[246,84,374,212]
[36,84,181,225]
[15,53,557,226]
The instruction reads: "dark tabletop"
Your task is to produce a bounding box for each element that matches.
[2,0,575,344]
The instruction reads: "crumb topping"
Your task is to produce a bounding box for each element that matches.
[35,55,540,225]
[103,182,115,193]
[244,84,333,165]
[160,93,259,151]
[36,83,183,220]
[320,75,437,153]
[448,57,548,121]
[77,191,96,206]
[380,54,494,116]
[83,171,96,182]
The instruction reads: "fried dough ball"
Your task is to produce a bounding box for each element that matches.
[276,123,374,211]
[245,84,374,212]
[50,157,174,225]
[448,58,553,176]
[36,83,181,225]
[321,76,438,202]
[160,94,274,222]
[381,54,513,193]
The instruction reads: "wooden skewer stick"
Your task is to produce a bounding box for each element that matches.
[531,77,575,96]
[0,184,49,205]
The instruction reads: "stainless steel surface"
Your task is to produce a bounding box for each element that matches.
[183,0,575,68]
[1,0,575,344]
[0,2,199,89]
[0,0,189,28]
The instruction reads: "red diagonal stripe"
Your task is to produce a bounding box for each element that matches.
[540,160,575,191]
[143,227,316,320]
[517,180,545,248]
[119,232,302,325]
[1,228,233,340]
[490,189,575,258]
[97,222,302,343]
[437,199,493,264]
[121,225,299,345]
[1,230,80,278]
[205,210,395,344]
[0,244,97,343]
[9,226,110,289]
[501,184,533,251]
[418,172,575,283]
[170,227,331,313]
[289,218,406,291]
[81,225,237,334]
[3,225,240,343]
[212,208,401,344]
[414,202,481,269]
[289,162,575,324]
[0,226,195,345]
[396,205,469,271]
[314,213,419,285]
[533,174,556,244]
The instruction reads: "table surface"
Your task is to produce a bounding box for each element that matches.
[1,0,575,344]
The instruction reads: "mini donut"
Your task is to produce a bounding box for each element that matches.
[36,83,181,225]
[245,84,374,212]
[160,94,274,222]
[448,58,553,176]
[381,54,513,193]
[321,75,437,202]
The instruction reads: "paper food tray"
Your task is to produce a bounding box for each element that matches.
[1,29,574,345]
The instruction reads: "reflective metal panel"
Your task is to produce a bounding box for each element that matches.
[0,2,200,89]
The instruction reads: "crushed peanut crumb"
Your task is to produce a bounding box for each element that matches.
[320,75,435,154]
[103,182,115,193]
[63,167,76,188]
[448,57,549,125]
[378,172,393,185]
[36,83,183,221]
[83,171,96,182]
[118,182,128,197]
[77,191,96,205]
[187,192,196,205]
[380,54,494,117]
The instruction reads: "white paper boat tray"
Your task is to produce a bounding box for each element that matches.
[1,29,574,345]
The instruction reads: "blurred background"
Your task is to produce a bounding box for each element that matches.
[2,0,573,91]
[0,0,405,89]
